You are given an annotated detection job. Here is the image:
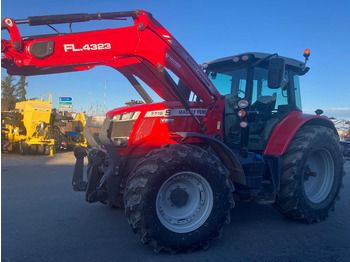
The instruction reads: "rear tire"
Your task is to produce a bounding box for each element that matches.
[124,144,234,252]
[20,141,29,155]
[44,145,50,155]
[37,145,45,155]
[274,125,344,222]
[30,145,38,154]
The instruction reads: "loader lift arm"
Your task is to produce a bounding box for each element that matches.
[1,9,219,106]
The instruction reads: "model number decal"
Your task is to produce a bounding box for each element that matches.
[144,108,207,118]
[63,43,111,52]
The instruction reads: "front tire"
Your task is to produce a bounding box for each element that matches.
[124,144,234,252]
[274,125,344,222]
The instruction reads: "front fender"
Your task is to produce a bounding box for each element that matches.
[173,132,246,185]
[263,111,336,156]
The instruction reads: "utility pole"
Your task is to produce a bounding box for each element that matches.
[88,92,94,117]
[104,80,107,115]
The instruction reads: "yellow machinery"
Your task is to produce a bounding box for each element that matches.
[2,121,21,151]
[2,94,56,155]
[61,112,88,149]
[2,94,88,155]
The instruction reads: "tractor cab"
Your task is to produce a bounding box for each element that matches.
[203,52,309,152]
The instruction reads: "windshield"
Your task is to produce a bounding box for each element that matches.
[206,61,301,151]
[207,65,291,111]
[208,68,247,99]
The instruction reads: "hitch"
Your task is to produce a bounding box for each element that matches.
[72,146,88,191]
[85,149,108,202]
[72,117,123,206]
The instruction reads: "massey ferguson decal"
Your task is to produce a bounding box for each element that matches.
[144,108,207,118]
[166,53,181,69]
[175,48,216,93]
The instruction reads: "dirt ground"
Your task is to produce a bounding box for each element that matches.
[1,151,350,262]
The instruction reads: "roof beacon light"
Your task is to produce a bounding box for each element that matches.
[303,48,310,64]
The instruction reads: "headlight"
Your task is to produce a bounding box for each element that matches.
[120,112,134,120]
[232,57,240,63]
[241,55,250,61]
[113,111,140,121]
[238,99,249,109]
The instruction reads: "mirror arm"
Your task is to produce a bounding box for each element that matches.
[250,53,278,68]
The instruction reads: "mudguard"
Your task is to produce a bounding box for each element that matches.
[263,111,337,156]
[173,132,246,185]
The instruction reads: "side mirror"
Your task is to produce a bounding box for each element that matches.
[268,58,285,89]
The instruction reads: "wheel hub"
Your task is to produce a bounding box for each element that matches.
[304,165,317,181]
[303,149,335,204]
[156,171,214,233]
[170,188,189,207]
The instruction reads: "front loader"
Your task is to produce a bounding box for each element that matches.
[2,10,344,252]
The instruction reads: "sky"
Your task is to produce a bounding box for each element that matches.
[1,0,350,119]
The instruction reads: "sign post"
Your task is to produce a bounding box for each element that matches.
[59,96,73,111]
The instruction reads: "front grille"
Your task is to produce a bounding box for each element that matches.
[109,111,140,148]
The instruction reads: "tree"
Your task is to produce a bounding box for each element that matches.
[1,74,28,110]
[15,76,28,101]
[1,75,16,110]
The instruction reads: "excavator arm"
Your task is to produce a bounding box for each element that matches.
[1,9,219,104]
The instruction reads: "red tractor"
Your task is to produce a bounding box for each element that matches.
[2,10,344,252]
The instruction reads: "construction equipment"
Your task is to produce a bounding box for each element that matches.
[1,94,83,155]
[1,94,57,155]
[2,10,344,253]
[60,112,88,150]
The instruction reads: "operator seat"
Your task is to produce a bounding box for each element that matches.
[252,93,277,117]
[248,93,277,150]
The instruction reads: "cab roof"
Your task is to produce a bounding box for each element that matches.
[204,52,306,74]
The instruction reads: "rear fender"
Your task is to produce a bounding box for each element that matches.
[173,132,246,185]
[263,111,337,156]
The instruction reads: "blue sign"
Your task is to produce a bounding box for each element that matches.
[59,96,73,102]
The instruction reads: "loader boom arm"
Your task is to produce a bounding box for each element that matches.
[1,10,219,104]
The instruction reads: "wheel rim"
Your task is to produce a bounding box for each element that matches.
[156,171,213,233]
[303,148,335,204]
